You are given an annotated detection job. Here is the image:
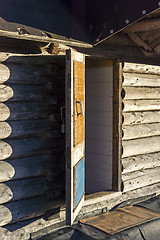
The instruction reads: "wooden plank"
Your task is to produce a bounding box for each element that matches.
[122,167,160,192]
[1,196,63,226]
[122,136,160,158]
[123,111,160,125]
[122,152,160,174]
[123,99,160,112]
[0,103,10,121]
[123,62,160,75]
[112,60,122,191]
[123,72,160,87]
[81,206,160,235]
[122,123,160,140]
[127,32,152,52]
[0,141,12,160]
[0,122,12,139]
[123,86,160,100]
[0,85,13,102]
[0,161,15,182]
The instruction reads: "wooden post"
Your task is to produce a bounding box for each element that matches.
[112,60,122,191]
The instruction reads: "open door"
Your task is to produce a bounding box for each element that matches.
[65,49,85,225]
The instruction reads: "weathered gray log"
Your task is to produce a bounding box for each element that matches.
[122,167,160,192]
[0,205,12,226]
[123,62,160,75]
[0,183,13,204]
[0,122,12,139]
[122,123,160,140]
[4,177,48,202]
[5,137,63,159]
[2,63,62,84]
[0,53,65,65]
[123,72,160,87]
[0,85,13,102]
[123,111,160,125]
[0,141,12,160]
[122,136,160,158]
[1,196,63,226]
[123,86,160,100]
[6,102,58,121]
[6,155,64,181]
[7,84,62,103]
[0,161,15,182]
[122,152,160,174]
[7,119,60,139]
[0,64,10,83]
[123,99,160,112]
[0,103,10,121]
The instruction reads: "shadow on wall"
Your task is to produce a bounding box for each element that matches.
[0,54,66,230]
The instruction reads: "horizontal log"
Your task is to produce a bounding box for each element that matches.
[0,103,10,121]
[0,85,13,102]
[0,64,10,83]
[123,62,160,75]
[122,167,160,192]
[6,155,65,181]
[2,196,63,226]
[123,111,160,125]
[0,205,12,226]
[122,136,160,158]
[122,152,160,174]
[5,137,63,159]
[123,99,160,112]
[123,87,160,100]
[2,63,63,84]
[6,102,58,121]
[7,84,57,103]
[0,141,12,160]
[0,122,12,139]
[123,72,160,87]
[0,53,65,65]
[0,161,15,182]
[7,119,60,139]
[123,123,160,140]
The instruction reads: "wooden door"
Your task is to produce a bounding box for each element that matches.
[65,49,85,225]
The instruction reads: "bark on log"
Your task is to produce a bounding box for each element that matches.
[0,141,12,160]
[123,99,160,112]
[122,136,160,158]
[123,122,160,140]
[0,161,15,182]
[123,62,160,75]
[123,72,160,87]
[0,103,10,121]
[122,152,160,174]
[123,86,160,100]
[122,167,160,192]
[123,111,160,125]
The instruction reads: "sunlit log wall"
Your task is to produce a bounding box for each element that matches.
[121,62,160,192]
[0,53,65,227]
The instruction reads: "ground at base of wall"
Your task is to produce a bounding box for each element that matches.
[32,195,160,240]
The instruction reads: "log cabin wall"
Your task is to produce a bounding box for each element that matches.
[121,62,160,192]
[0,53,65,227]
